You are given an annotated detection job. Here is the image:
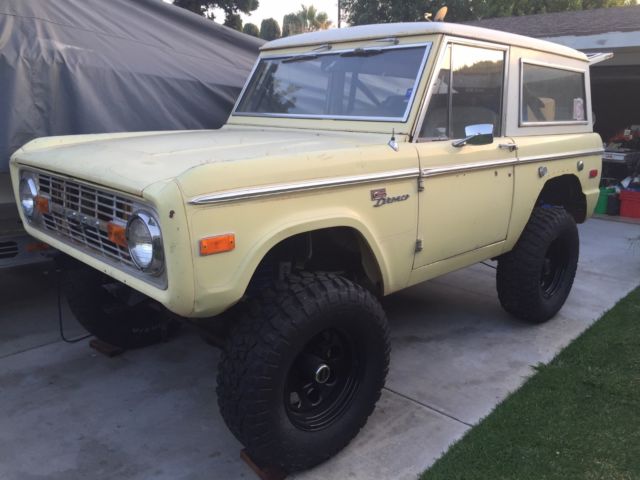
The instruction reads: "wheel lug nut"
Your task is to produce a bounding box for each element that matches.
[315,364,331,384]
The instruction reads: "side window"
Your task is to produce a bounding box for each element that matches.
[420,45,451,139]
[521,63,586,124]
[420,44,505,140]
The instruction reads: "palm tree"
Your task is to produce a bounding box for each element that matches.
[283,4,333,36]
[299,4,333,32]
[315,11,332,30]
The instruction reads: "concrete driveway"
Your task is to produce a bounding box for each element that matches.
[1,218,638,480]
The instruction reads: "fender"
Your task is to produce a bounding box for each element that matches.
[188,204,417,317]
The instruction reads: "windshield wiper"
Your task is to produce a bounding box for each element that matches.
[340,48,383,58]
[282,54,320,63]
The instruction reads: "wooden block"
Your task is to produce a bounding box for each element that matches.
[89,338,124,357]
[240,449,288,480]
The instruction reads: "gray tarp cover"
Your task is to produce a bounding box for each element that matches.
[0,0,263,172]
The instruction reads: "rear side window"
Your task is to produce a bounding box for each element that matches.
[521,62,587,125]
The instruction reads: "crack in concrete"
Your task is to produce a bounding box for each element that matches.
[383,386,473,427]
[0,339,62,360]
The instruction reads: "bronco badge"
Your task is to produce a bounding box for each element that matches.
[370,188,410,208]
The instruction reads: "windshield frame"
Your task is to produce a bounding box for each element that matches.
[231,42,432,123]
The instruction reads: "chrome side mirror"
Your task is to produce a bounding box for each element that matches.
[452,123,494,148]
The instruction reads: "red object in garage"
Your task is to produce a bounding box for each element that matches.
[620,190,640,218]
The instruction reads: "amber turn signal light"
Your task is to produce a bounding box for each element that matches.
[35,195,50,214]
[107,222,128,247]
[200,234,236,256]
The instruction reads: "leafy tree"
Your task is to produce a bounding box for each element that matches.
[224,13,243,30]
[341,0,447,24]
[282,4,333,37]
[341,0,632,24]
[173,0,209,18]
[173,0,258,22]
[582,0,631,7]
[283,12,304,36]
[260,18,281,40]
[243,22,260,37]
[482,0,631,18]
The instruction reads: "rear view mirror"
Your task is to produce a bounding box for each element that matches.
[452,123,494,148]
[465,123,493,137]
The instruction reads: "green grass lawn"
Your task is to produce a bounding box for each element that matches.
[422,286,640,480]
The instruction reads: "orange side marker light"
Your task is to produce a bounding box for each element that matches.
[107,222,128,248]
[200,234,236,256]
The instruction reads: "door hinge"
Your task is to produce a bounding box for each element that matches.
[415,239,423,253]
[417,177,424,192]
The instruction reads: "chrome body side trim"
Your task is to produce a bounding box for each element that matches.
[421,158,517,177]
[420,148,603,178]
[189,149,602,205]
[189,168,421,205]
[516,149,603,164]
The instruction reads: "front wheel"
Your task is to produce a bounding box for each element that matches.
[497,206,579,323]
[216,272,390,472]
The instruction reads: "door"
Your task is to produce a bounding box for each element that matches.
[414,42,516,268]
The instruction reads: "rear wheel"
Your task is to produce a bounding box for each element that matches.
[60,259,180,349]
[217,271,390,472]
[497,206,579,323]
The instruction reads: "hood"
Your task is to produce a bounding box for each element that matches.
[12,126,391,196]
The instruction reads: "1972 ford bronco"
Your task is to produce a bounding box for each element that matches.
[11,22,603,471]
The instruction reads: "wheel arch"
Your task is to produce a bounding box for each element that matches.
[536,174,587,223]
[241,220,389,298]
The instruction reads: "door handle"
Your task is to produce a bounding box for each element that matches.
[499,143,518,152]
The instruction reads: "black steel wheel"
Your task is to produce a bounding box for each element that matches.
[540,240,569,299]
[285,328,360,432]
[497,206,579,323]
[217,271,390,472]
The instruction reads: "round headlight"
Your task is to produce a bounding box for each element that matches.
[19,175,38,219]
[126,211,164,275]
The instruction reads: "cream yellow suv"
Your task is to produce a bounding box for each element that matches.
[11,22,603,472]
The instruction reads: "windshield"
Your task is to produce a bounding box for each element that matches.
[234,44,431,121]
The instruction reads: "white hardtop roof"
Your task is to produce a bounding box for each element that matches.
[262,22,587,61]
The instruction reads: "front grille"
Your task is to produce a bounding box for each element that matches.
[37,172,136,268]
[0,241,18,259]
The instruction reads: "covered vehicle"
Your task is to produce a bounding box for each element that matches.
[0,0,262,266]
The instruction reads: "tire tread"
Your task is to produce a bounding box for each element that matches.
[217,271,390,471]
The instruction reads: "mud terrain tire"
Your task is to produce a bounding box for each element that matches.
[497,206,579,323]
[217,271,390,472]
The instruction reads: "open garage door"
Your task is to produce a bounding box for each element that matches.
[591,64,640,142]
